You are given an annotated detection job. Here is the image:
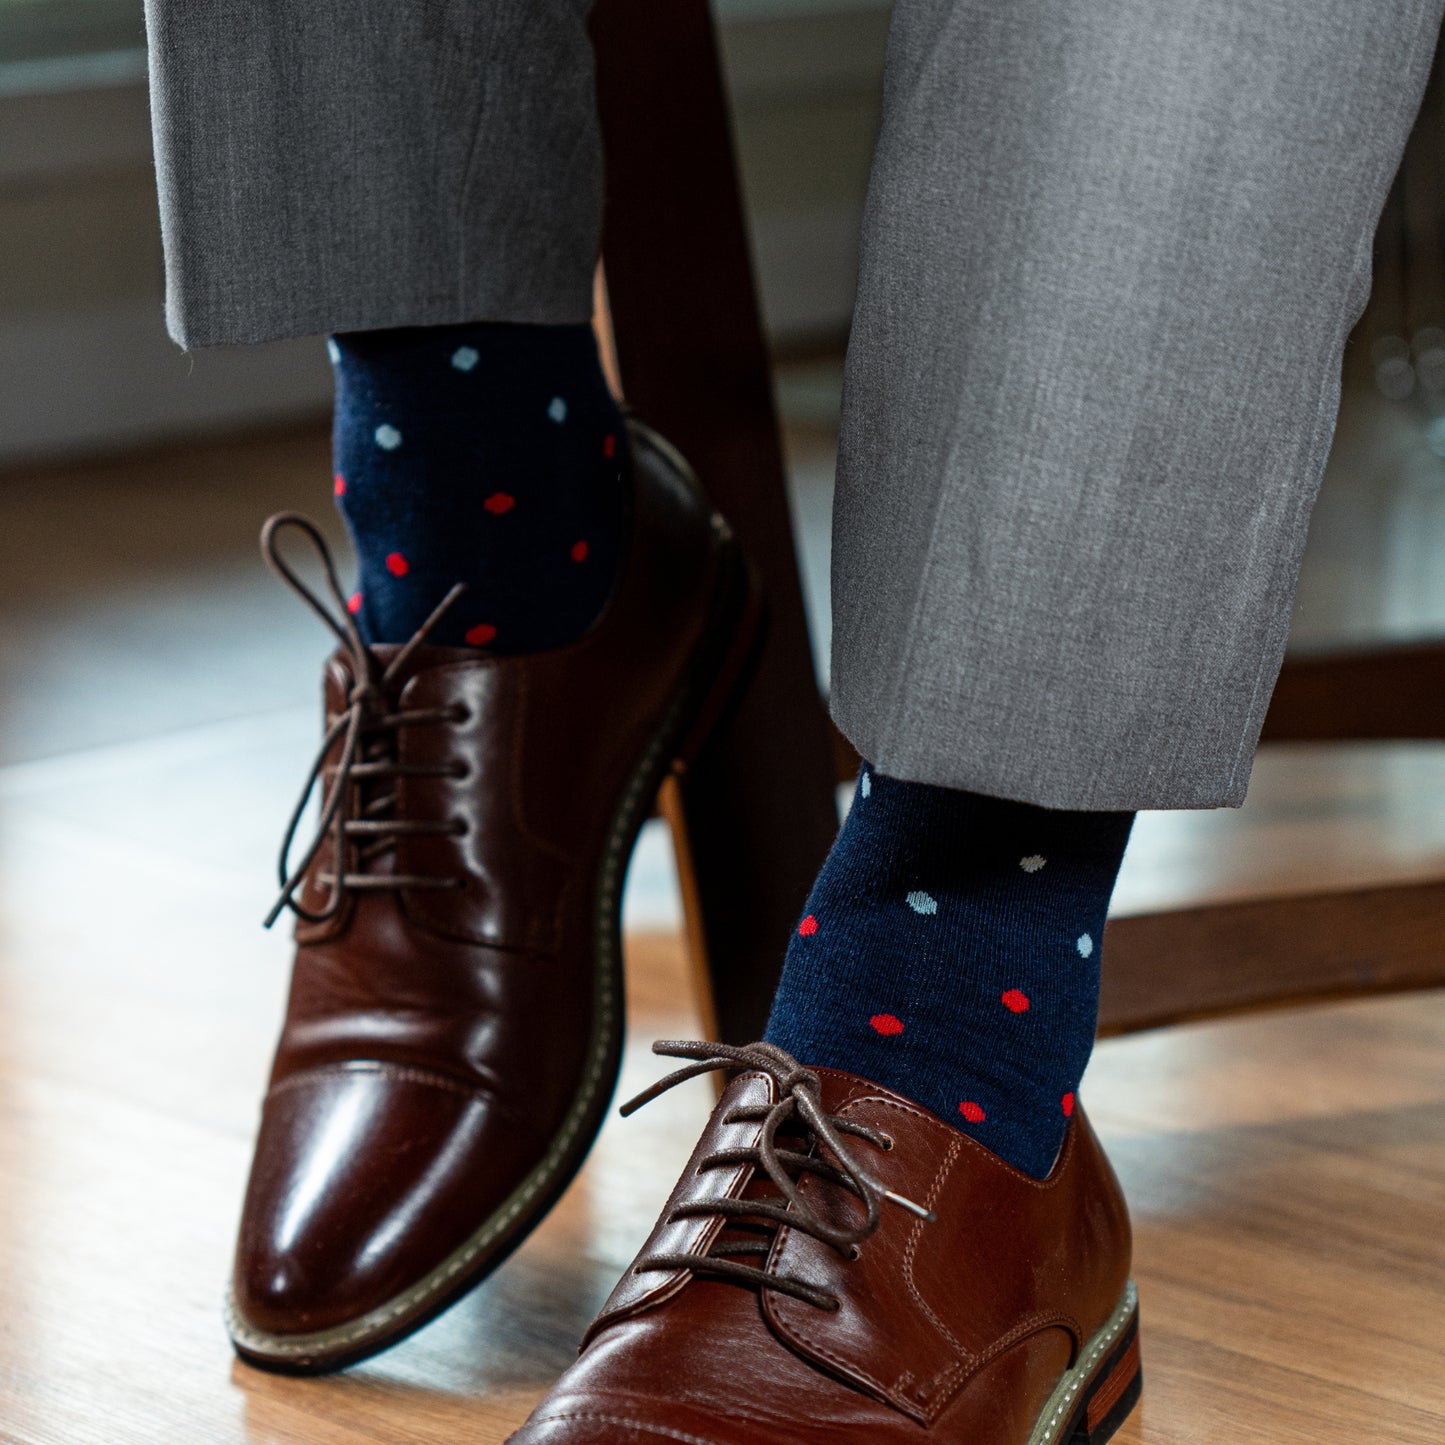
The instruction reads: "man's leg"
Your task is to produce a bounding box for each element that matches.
[147,0,624,654]
[763,0,1442,1182]
[831,0,1443,811]
[515,5,1443,1443]
[145,2,758,1375]
[145,0,601,345]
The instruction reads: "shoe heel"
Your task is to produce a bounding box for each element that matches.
[1069,1310,1142,1444]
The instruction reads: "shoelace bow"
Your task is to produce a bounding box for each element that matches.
[621,1040,935,1311]
[260,512,470,927]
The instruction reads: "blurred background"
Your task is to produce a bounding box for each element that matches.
[1,0,884,461]
[2,3,1444,1442]
[4,0,1445,901]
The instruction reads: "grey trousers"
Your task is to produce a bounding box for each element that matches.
[145,0,1445,810]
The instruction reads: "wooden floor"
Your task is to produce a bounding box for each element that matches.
[1,914,1443,1444]
[0,411,1443,1442]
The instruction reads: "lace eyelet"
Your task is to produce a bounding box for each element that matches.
[878,1134,895,1152]
[847,1245,861,1261]
[449,761,470,780]
[822,1295,841,1312]
[448,705,472,725]
[449,817,469,837]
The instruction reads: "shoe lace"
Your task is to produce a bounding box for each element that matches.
[621,1040,935,1311]
[260,512,470,928]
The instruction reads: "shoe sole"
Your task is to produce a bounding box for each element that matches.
[226,422,763,1375]
[1027,1281,1141,1445]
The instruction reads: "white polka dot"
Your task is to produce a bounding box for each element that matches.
[1019,854,1046,873]
[548,396,568,424]
[1076,933,1094,959]
[451,346,479,372]
[859,770,871,798]
[326,338,341,365]
[374,424,402,450]
[906,890,937,916]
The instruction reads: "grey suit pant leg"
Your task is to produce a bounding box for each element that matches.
[143,0,602,346]
[831,0,1445,809]
[146,0,1443,809]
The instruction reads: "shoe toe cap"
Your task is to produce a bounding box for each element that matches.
[231,1063,542,1343]
[510,1385,773,1445]
[510,1409,724,1445]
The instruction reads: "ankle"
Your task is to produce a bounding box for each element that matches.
[330,321,627,652]
[765,767,1133,1177]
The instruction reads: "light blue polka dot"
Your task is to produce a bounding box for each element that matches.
[548,396,568,424]
[374,424,402,450]
[906,890,937,916]
[859,769,871,798]
[1076,933,1094,959]
[451,346,479,372]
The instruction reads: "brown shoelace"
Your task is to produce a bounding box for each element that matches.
[622,1040,935,1311]
[260,512,469,927]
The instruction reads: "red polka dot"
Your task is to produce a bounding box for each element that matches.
[958,1101,986,1123]
[1061,1092,1075,1118]
[333,474,346,497]
[570,540,590,563]
[870,1013,904,1037]
[484,492,515,515]
[797,914,818,937]
[1001,988,1031,1014]
[346,591,363,615]
[385,552,409,577]
[465,623,497,647]
[603,434,617,459]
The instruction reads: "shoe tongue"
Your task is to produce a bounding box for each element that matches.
[705,1171,788,1266]
[337,641,483,693]
[710,1116,827,1254]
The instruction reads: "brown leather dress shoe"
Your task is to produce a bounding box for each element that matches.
[510,1041,1141,1445]
[225,422,757,1373]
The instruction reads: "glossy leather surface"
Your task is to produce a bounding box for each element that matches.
[511,1066,1132,1443]
[230,423,744,1365]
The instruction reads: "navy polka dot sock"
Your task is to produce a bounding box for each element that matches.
[764,767,1134,1178]
[329,321,626,652]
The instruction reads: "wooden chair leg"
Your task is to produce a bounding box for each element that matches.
[591,0,840,1043]
[1100,879,1445,1035]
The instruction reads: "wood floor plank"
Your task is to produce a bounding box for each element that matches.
[1088,993,1445,1443]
